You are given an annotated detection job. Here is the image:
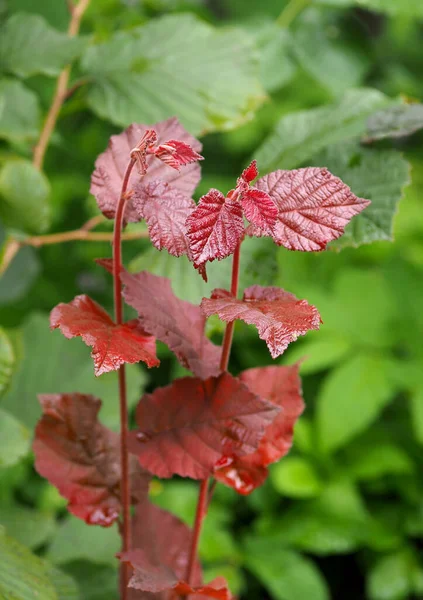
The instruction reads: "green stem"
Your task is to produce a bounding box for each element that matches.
[276,0,310,28]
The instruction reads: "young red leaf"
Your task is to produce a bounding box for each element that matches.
[252,167,370,251]
[215,364,304,494]
[185,189,244,277]
[128,372,280,479]
[240,160,258,184]
[33,393,150,526]
[153,139,204,170]
[50,295,159,376]
[90,117,202,222]
[120,268,221,380]
[131,180,195,257]
[201,286,321,359]
[240,188,278,233]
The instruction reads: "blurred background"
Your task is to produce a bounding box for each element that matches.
[0,0,423,598]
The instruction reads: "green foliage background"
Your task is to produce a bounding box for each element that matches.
[0,0,423,598]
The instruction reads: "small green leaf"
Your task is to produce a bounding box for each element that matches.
[254,88,390,172]
[271,457,323,498]
[0,505,56,550]
[346,443,414,481]
[0,409,30,467]
[317,354,395,454]
[364,103,423,142]
[81,14,266,135]
[410,384,423,444]
[0,327,14,397]
[367,550,423,600]
[0,160,51,234]
[0,245,41,305]
[0,78,40,141]
[0,13,85,78]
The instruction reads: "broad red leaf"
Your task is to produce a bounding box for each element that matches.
[131,180,195,257]
[50,295,159,376]
[251,167,370,251]
[120,268,221,380]
[240,188,278,233]
[185,189,244,277]
[90,117,202,222]
[201,286,321,359]
[153,140,204,170]
[215,364,304,494]
[33,393,150,526]
[128,372,280,479]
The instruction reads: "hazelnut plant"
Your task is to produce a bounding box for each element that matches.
[32,116,370,600]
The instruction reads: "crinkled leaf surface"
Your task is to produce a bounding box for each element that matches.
[215,365,304,494]
[186,189,244,274]
[90,117,201,222]
[132,180,195,257]
[121,268,221,379]
[252,167,370,251]
[153,139,203,170]
[202,286,321,359]
[240,188,278,232]
[33,392,150,526]
[310,143,410,248]
[0,13,85,77]
[254,88,390,172]
[50,294,159,376]
[0,78,40,141]
[128,372,280,479]
[81,14,265,134]
[364,103,423,142]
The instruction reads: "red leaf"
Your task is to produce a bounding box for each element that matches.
[252,167,370,251]
[240,188,278,232]
[128,372,280,479]
[90,117,202,222]
[33,393,150,526]
[186,189,244,272]
[121,269,221,380]
[50,295,159,376]
[201,285,321,359]
[153,140,204,170]
[240,160,258,183]
[131,180,195,257]
[215,364,304,494]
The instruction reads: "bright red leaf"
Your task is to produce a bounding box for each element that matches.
[185,189,244,279]
[50,294,159,376]
[120,268,221,380]
[90,117,202,223]
[131,180,195,257]
[252,167,370,251]
[153,140,204,170]
[201,286,321,359]
[215,364,304,494]
[33,393,150,526]
[128,372,280,479]
[240,160,258,183]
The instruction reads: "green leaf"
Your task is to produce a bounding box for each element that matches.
[0,245,41,305]
[271,457,323,498]
[317,353,395,454]
[46,516,120,566]
[254,88,390,172]
[0,505,56,549]
[1,313,146,430]
[0,526,57,600]
[81,14,266,135]
[0,409,31,467]
[283,334,352,375]
[0,78,40,141]
[0,13,85,78]
[0,327,14,396]
[410,384,423,444]
[292,9,370,97]
[254,22,296,92]
[310,143,410,248]
[317,0,423,18]
[47,566,80,600]
[367,550,423,600]
[244,539,330,600]
[0,160,51,235]
[61,562,117,600]
[364,103,423,142]
[346,443,414,481]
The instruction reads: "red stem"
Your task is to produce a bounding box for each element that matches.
[185,242,243,590]
[113,157,136,600]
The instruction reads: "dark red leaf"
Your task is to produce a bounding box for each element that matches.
[201,285,321,359]
[33,393,150,526]
[186,189,244,272]
[153,140,204,170]
[240,188,278,232]
[240,160,258,183]
[121,269,221,380]
[50,295,159,376]
[215,364,304,494]
[251,167,370,251]
[131,180,195,257]
[128,372,280,479]
[90,117,202,222]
